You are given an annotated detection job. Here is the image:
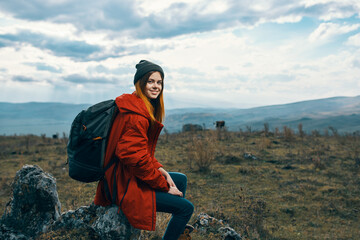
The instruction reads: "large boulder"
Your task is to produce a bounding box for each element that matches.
[0,224,28,240]
[1,165,61,237]
[41,204,140,240]
[0,165,140,240]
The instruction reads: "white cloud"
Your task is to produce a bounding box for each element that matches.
[302,0,360,21]
[199,0,229,15]
[308,22,360,42]
[272,15,303,24]
[0,0,360,108]
[0,14,76,39]
[136,0,204,16]
[347,32,360,46]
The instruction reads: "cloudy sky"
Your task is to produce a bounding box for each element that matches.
[0,0,359,109]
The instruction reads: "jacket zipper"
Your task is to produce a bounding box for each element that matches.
[152,189,155,230]
[151,125,162,156]
[118,178,131,213]
[151,125,161,230]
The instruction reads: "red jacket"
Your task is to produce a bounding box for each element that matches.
[94,93,169,231]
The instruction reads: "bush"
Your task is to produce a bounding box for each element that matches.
[187,133,218,172]
[283,126,294,142]
[298,123,305,138]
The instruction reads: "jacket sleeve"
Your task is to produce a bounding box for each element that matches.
[115,115,169,192]
[152,157,163,169]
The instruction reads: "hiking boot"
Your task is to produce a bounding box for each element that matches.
[183,224,194,235]
[178,224,195,240]
[178,234,191,240]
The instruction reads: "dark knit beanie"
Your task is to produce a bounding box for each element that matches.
[134,60,164,85]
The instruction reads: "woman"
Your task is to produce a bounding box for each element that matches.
[94,60,194,240]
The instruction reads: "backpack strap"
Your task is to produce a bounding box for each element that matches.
[103,156,118,204]
[103,177,112,203]
[111,160,119,204]
[102,156,129,207]
[104,156,117,172]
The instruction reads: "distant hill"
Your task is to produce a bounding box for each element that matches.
[0,96,359,136]
[164,95,360,133]
[0,102,90,136]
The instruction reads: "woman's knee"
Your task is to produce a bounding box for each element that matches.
[169,172,187,185]
[182,199,194,217]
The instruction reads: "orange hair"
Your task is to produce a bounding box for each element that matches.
[135,71,165,123]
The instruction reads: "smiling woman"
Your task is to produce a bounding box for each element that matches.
[144,72,163,99]
[94,60,194,240]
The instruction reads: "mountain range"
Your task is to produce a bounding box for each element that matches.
[1,95,359,136]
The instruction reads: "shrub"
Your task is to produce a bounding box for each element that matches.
[312,129,321,137]
[283,126,294,142]
[187,133,218,172]
[298,123,305,138]
[263,123,270,137]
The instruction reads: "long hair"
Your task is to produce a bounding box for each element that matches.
[135,71,165,123]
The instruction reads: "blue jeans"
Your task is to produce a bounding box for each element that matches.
[156,172,194,240]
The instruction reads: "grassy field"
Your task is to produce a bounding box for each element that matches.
[0,128,359,239]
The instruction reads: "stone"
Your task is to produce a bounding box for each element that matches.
[194,212,225,233]
[243,152,257,160]
[0,223,29,240]
[219,226,242,240]
[46,204,140,240]
[194,213,242,240]
[93,205,140,240]
[1,165,140,240]
[1,164,61,237]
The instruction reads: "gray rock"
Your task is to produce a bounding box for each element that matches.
[49,203,140,240]
[1,164,61,237]
[244,152,257,160]
[194,212,225,233]
[0,223,29,240]
[48,204,99,236]
[219,226,242,240]
[93,205,140,240]
[1,165,140,240]
[194,213,242,240]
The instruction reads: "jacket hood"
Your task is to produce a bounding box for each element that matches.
[115,92,151,120]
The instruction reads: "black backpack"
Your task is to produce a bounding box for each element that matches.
[67,99,118,183]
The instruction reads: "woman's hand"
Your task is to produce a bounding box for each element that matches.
[158,167,176,187]
[166,174,176,188]
[168,186,183,197]
[158,167,181,196]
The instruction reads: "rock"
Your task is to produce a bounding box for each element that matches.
[194,213,242,239]
[194,212,225,232]
[44,204,100,239]
[93,205,140,240]
[244,152,257,160]
[1,165,140,240]
[219,226,242,240]
[0,223,29,240]
[45,204,140,240]
[1,164,61,237]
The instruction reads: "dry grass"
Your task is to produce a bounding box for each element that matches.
[1,130,360,239]
[186,132,218,172]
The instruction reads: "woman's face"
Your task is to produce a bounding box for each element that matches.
[144,71,163,100]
